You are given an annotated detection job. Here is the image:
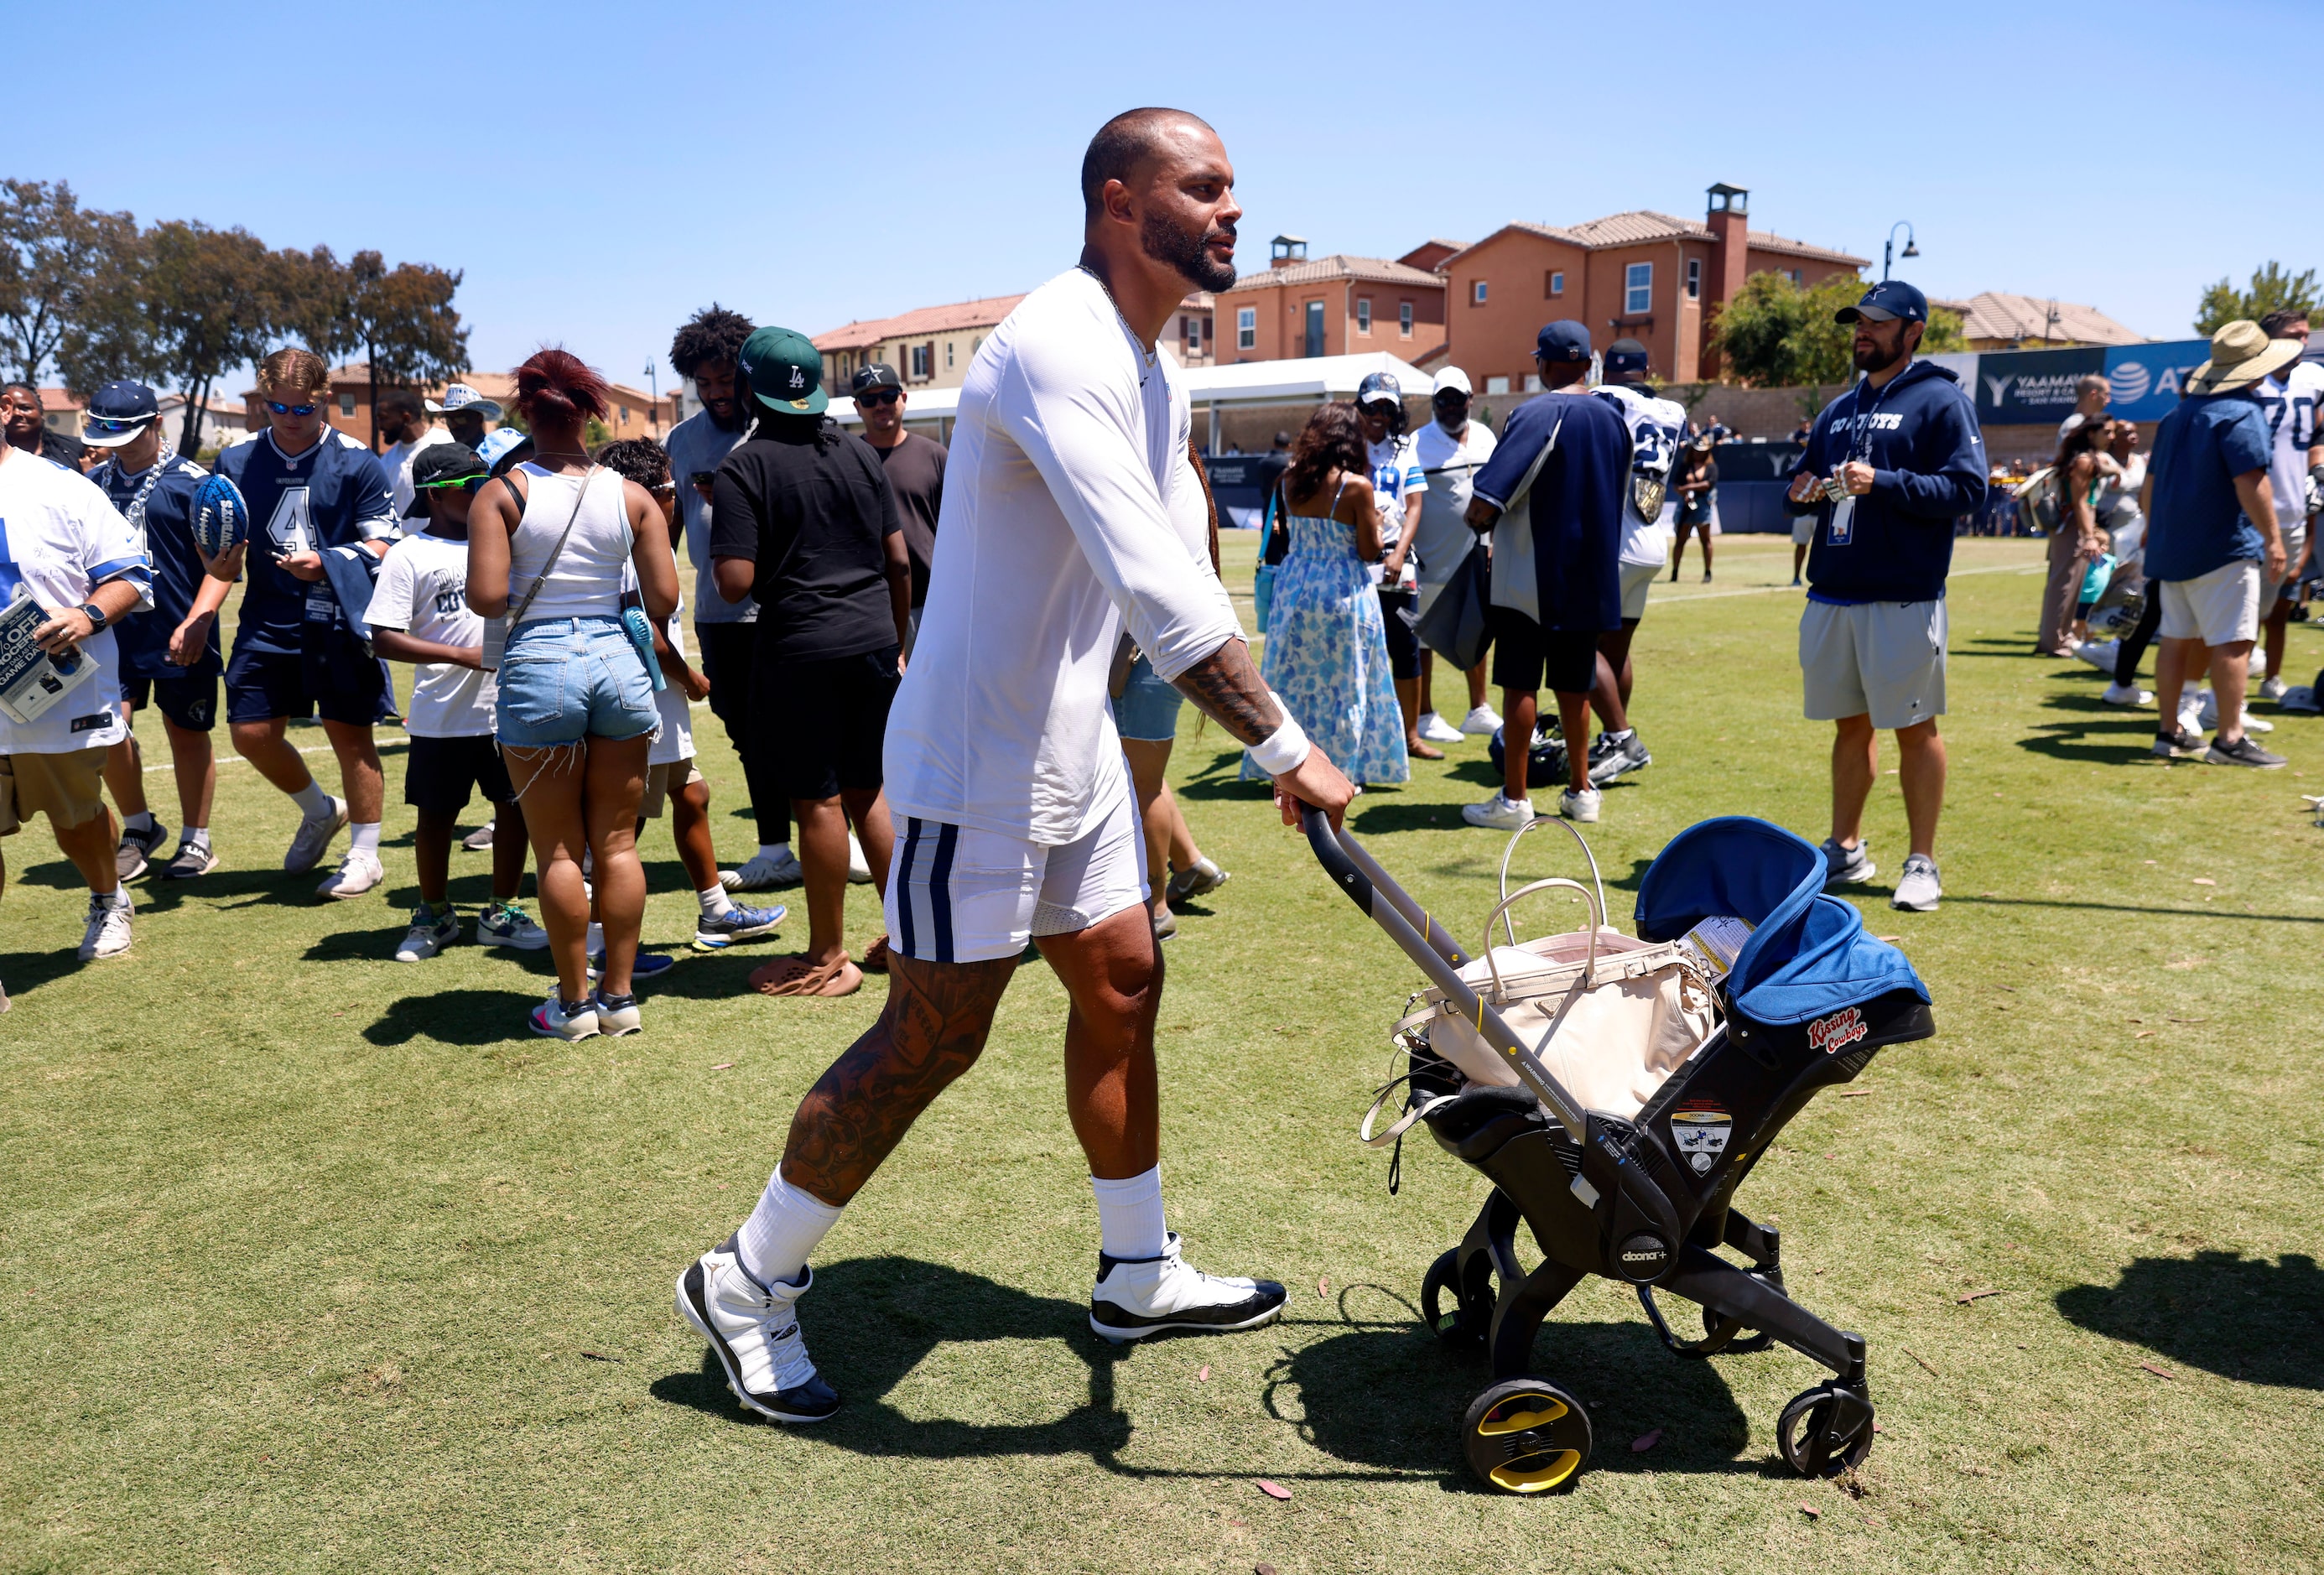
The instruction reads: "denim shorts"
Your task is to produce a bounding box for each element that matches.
[496,615,660,748]
[1111,652,1183,741]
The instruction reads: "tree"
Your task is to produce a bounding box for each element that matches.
[1711,270,1966,389]
[2195,262,2318,335]
[138,222,285,456]
[0,179,141,385]
[342,251,468,447]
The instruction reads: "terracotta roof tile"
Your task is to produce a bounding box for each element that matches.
[1445,212,1866,269]
[813,294,1027,352]
[1951,291,2145,346]
[1222,254,1445,293]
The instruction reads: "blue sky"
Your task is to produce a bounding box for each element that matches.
[14,0,2316,390]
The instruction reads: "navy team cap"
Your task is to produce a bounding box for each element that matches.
[1604,337,1651,376]
[81,380,160,448]
[1536,320,1593,363]
[1837,280,1927,325]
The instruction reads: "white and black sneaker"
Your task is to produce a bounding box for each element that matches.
[1585,730,1651,786]
[1821,836,1876,888]
[676,1240,840,1423]
[2206,735,2285,768]
[2151,725,2207,760]
[115,820,167,881]
[1089,1232,1287,1343]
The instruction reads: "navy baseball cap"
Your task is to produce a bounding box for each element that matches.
[1356,371,1401,406]
[1604,337,1651,377]
[82,380,160,448]
[1536,320,1592,363]
[1837,280,1927,325]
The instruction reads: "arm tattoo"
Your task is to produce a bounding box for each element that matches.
[1171,637,1283,747]
[779,952,1017,1203]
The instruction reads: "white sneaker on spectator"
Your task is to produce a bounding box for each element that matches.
[2074,639,2119,672]
[1559,786,1601,823]
[78,893,133,961]
[1417,710,1464,745]
[2101,683,2152,707]
[316,848,383,900]
[847,833,873,884]
[720,847,803,891]
[283,797,348,873]
[461,820,496,851]
[1462,793,1534,830]
[2260,675,2290,702]
[1891,853,1942,912]
[1459,704,1504,736]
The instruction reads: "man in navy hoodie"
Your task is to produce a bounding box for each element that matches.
[1785,280,1986,913]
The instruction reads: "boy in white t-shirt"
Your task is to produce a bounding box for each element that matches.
[596,439,785,954]
[363,444,547,962]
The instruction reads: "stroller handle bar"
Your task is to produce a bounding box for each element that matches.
[1299,803,1590,1136]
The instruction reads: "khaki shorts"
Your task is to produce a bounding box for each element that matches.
[2158,559,2260,647]
[640,756,704,819]
[0,748,108,837]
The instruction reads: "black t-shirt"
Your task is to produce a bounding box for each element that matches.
[709,414,901,666]
[23,429,86,470]
[868,430,945,607]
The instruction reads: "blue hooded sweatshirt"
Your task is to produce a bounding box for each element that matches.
[1785,360,1987,604]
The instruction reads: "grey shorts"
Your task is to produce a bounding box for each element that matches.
[1799,597,1947,729]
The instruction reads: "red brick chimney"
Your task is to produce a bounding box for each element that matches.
[1703,184,1750,377]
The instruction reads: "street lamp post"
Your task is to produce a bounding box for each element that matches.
[1883,221,1920,282]
[644,361,660,437]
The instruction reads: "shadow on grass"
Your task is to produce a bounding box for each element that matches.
[2012,720,2165,765]
[366,985,549,1045]
[2055,1252,2324,1389]
[0,943,86,1007]
[652,1258,1772,1487]
[1942,895,2323,925]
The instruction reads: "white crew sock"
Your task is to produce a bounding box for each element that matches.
[585,921,604,956]
[1604,728,1634,745]
[124,811,155,834]
[699,885,735,917]
[183,826,210,848]
[1090,1166,1167,1261]
[291,781,334,818]
[736,1165,844,1289]
[350,822,381,856]
[758,842,791,863]
[96,887,130,910]
[1504,793,1531,809]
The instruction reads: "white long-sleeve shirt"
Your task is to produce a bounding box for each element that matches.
[883,268,1240,845]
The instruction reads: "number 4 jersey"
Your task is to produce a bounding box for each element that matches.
[216,429,399,658]
[1594,382,1688,569]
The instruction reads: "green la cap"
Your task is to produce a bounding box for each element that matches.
[736,325,827,417]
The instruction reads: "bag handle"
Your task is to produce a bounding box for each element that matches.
[1480,876,1604,1000]
[1359,1074,1459,1147]
[503,465,600,629]
[1496,818,1609,949]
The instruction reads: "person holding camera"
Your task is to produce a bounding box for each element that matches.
[1784,280,1988,913]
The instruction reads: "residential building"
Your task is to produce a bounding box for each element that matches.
[1438,185,1866,391]
[814,289,1214,391]
[154,392,247,454]
[34,387,83,440]
[1931,292,2145,351]
[238,364,674,450]
[1217,236,1448,367]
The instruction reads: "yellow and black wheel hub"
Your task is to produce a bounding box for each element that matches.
[1462,1377,1593,1494]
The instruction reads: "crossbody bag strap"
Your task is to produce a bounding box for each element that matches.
[503,465,598,628]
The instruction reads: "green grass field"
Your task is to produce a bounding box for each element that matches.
[6,533,2323,1572]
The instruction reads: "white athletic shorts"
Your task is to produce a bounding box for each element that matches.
[2264,527,2306,606]
[2158,559,2260,647]
[1620,560,1660,622]
[1799,597,1947,730]
[1791,514,1817,546]
[883,778,1147,964]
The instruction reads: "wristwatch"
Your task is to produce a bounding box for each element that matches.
[77,602,107,633]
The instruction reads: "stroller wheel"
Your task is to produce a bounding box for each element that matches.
[1421,1250,1489,1345]
[1463,1377,1592,1494]
[1775,1380,1875,1479]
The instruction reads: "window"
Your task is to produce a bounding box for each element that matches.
[620,405,630,423]
[909,343,932,380]
[1303,299,1325,358]
[945,341,954,369]
[1786,268,1803,286]
[1473,280,1488,305]
[1523,373,1542,393]
[1236,305,1256,349]
[1625,262,1652,315]
[1686,258,1701,300]
[972,336,982,358]
[1485,375,1510,395]
[338,392,355,417]
[1356,297,1371,335]
[1184,314,1203,356]
[1398,300,1412,337]
[1546,269,1564,298]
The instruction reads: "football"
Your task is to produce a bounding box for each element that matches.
[190,472,249,557]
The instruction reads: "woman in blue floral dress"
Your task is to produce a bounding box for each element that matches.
[1243,403,1409,785]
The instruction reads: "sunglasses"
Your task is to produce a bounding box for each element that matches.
[415,474,485,491]
[267,401,320,417]
[856,387,902,408]
[85,417,152,434]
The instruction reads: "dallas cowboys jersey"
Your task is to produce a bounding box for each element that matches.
[1594,382,1689,567]
[216,429,398,658]
[92,451,216,678]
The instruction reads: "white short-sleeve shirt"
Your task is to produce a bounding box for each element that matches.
[0,449,149,754]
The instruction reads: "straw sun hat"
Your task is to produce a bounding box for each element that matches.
[2186,320,2306,394]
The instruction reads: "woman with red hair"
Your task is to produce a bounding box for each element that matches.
[466,349,682,1040]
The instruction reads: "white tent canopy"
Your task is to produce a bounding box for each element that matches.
[824,349,1442,442]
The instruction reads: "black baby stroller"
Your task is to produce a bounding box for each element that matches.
[1302,808,1933,1494]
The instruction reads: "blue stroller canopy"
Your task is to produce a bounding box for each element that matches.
[1632,816,1928,1027]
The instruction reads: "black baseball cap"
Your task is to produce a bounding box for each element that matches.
[850,362,902,395]
[1536,320,1592,364]
[412,442,486,489]
[1604,338,1650,377]
[82,380,159,448]
[1837,280,1928,325]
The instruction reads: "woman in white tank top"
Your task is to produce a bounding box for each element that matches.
[466,350,682,1041]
